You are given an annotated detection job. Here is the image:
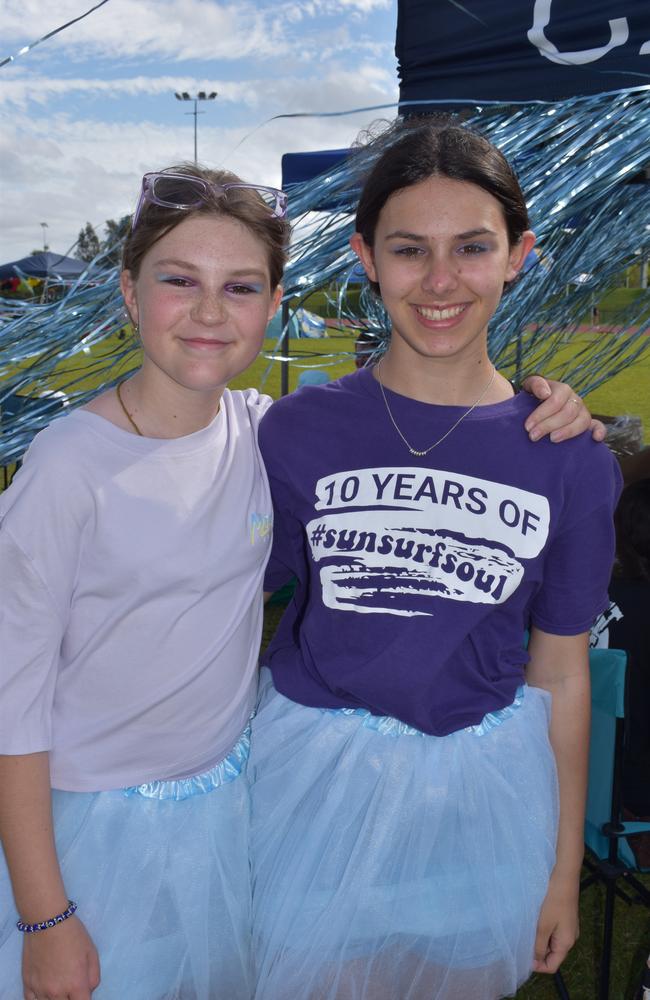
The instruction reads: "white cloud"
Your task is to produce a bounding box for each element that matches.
[1,0,391,65]
[2,0,287,62]
[0,68,398,262]
[284,0,390,19]
[327,0,391,11]
[0,59,397,117]
[0,74,262,111]
[0,1,398,262]
[254,63,397,116]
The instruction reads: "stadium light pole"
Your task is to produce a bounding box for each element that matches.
[40,221,49,252]
[174,91,218,163]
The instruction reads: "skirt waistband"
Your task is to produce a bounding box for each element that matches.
[123,722,251,801]
[322,686,526,739]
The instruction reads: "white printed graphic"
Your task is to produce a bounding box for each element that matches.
[308,467,550,616]
[528,2,629,65]
[589,600,624,648]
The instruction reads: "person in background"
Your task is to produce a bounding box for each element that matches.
[620,446,650,487]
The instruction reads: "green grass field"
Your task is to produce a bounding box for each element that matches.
[232,330,650,437]
[232,331,650,442]
[4,325,649,438]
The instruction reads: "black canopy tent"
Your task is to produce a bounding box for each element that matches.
[396,0,650,105]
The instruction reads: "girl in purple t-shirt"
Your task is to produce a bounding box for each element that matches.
[250,120,621,999]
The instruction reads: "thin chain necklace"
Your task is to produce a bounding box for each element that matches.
[116,380,143,436]
[376,361,497,457]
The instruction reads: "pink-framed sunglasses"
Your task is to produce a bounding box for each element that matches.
[132,171,289,230]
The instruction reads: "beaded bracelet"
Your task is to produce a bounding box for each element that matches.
[16,900,77,933]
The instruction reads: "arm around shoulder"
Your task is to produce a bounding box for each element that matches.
[520,376,604,442]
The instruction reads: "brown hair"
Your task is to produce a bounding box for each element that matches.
[122,163,290,289]
[355,117,530,295]
[614,478,650,581]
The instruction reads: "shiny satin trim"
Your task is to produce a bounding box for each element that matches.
[325,686,526,739]
[123,723,251,800]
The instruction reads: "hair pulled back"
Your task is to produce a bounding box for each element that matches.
[122,162,290,289]
[355,118,530,294]
[614,478,650,581]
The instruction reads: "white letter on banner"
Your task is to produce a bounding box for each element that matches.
[528,0,628,65]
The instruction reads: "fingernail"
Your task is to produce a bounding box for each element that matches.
[529,430,540,441]
[550,431,560,443]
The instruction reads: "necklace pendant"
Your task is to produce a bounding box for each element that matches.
[377,360,497,461]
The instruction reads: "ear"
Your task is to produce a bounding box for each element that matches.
[120,270,139,328]
[268,284,283,323]
[505,230,537,283]
[349,233,378,284]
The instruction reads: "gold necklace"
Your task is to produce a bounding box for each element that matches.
[116,381,143,436]
[376,361,497,457]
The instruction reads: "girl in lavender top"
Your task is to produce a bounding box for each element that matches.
[0,166,288,999]
[250,120,622,1000]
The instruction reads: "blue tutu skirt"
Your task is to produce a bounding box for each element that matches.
[250,673,559,1000]
[0,727,254,1000]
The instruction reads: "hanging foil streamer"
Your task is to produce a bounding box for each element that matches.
[0,254,132,464]
[0,0,112,69]
[1,88,649,465]
[268,88,650,390]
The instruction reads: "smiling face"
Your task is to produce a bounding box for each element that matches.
[351,175,535,371]
[120,214,282,397]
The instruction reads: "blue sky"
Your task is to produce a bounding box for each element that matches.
[0,0,398,262]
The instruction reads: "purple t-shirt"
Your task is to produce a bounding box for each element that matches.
[260,367,621,736]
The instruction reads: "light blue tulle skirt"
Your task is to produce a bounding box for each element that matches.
[250,672,559,1000]
[0,727,254,1000]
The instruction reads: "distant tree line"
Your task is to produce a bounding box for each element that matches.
[75,217,131,264]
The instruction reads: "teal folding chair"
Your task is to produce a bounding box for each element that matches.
[580,647,650,1000]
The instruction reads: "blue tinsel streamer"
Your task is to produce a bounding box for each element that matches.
[1,89,649,464]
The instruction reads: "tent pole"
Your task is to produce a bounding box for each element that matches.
[281,300,290,396]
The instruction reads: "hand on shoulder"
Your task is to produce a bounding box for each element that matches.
[521,375,605,443]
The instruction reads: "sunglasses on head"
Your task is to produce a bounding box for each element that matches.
[132,171,289,230]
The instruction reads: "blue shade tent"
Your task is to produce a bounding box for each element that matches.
[282,150,350,212]
[282,150,349,187]
[274,150,351,393]
[0,252,89,281]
